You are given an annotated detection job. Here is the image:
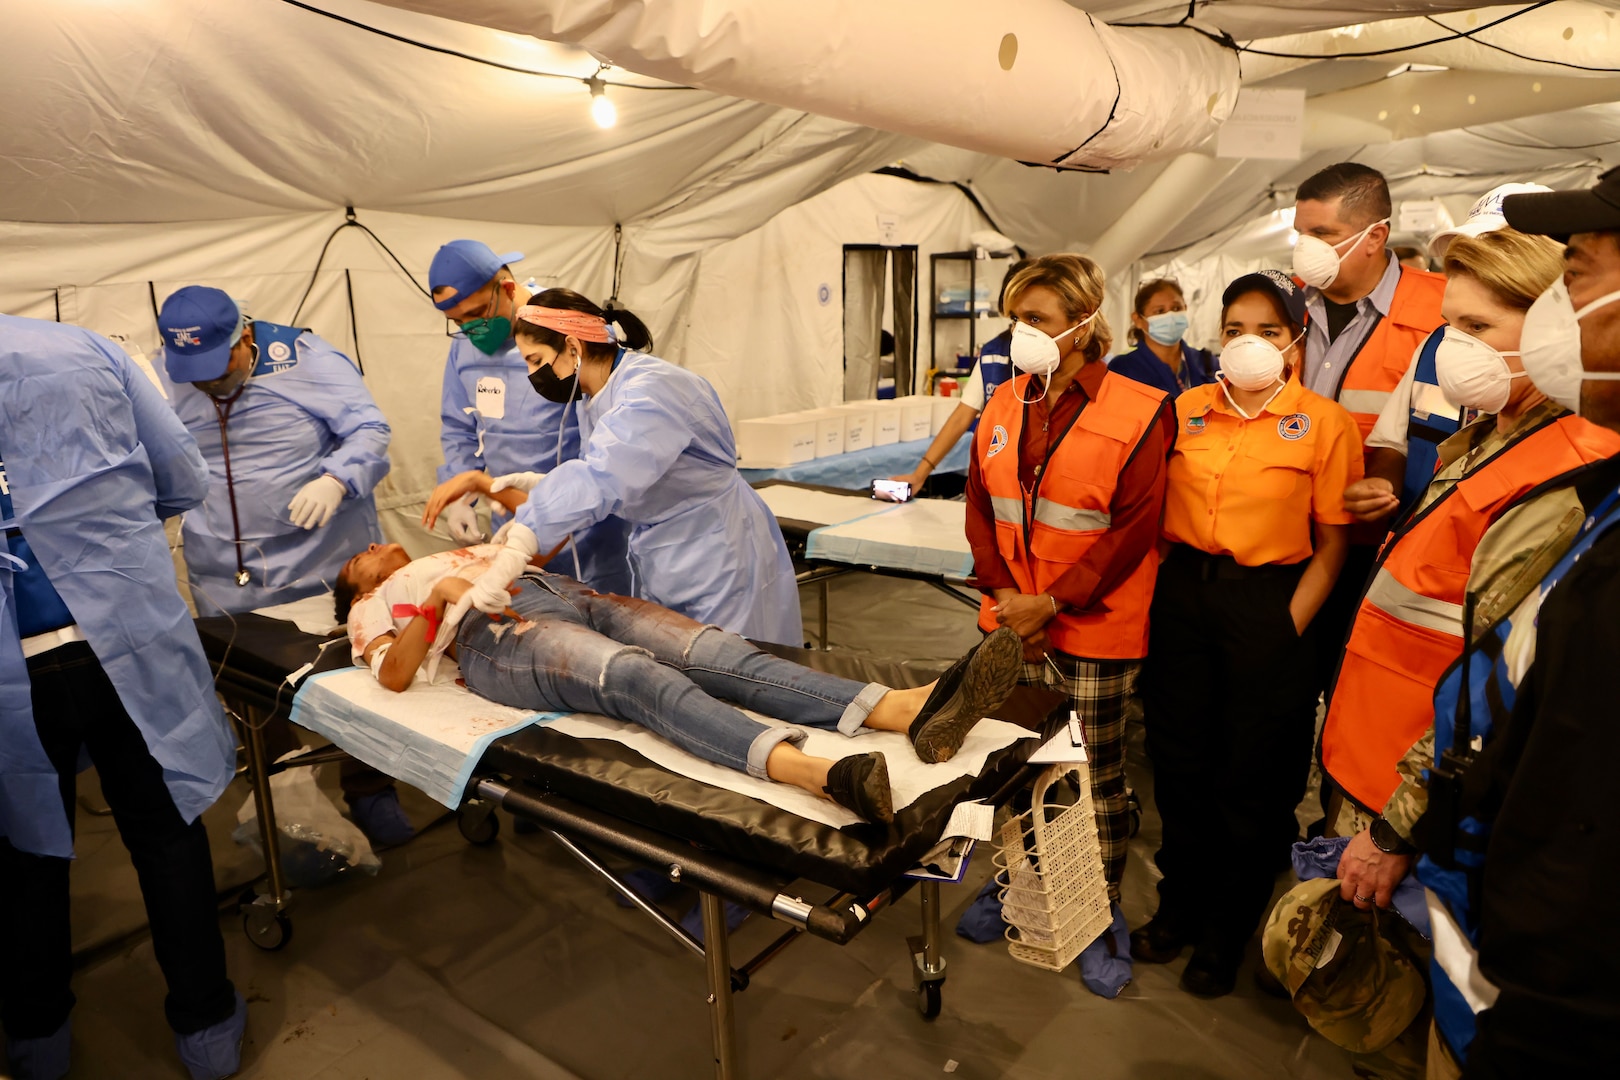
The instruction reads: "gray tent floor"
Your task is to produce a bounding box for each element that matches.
[26,573,1355,1079]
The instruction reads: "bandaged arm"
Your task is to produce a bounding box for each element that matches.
[362,576,475,692]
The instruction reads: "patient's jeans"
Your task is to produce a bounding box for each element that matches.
[456,575,888,777]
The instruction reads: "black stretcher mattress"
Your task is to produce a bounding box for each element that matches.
[195,615,1053,896]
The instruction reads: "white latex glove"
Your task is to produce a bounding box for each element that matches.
[287,475,346,530]
[465,522,540,615]
[490,518,515,546]
[490,471,546,495]
[443,494,486,544]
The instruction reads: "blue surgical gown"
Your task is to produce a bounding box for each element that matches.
[1,316,232,858]
[439,335,631,593]
[513,350,802,645]
[159,328,391,615]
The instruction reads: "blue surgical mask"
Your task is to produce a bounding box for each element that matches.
[1145,310,1189,346]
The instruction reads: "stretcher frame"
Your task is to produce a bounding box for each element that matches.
[197,614,1049,1080]
[761,480,981,649]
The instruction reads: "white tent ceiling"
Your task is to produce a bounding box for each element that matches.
[2,0,1617,548]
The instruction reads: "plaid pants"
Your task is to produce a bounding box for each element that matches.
[1022,652,1140,905]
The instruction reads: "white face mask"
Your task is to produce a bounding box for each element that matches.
[1292,217,1390,290]
[1009,311,1097,379]
[1219,333,1290,392]
[1435,325,1525,414]
[1519,280,1620,414]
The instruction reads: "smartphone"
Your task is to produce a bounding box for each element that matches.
[871,478,913,503]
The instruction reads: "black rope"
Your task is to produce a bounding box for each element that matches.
[343,268,363,375]
[610,223,623,302]
[1423,14,1620,73]
[147,281,160,331]
[868,166,1023,255]
[273,0,694,89]
[289,206,429,326]
[1459,126,1616,152]
[53,288,61,323]
[1231,3,1555,60]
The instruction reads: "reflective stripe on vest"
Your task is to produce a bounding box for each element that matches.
[1417,482,1620,1063]
[990,491,1113,533]
[1322,413,1620,810]
[1402,327,1461,506]
[1337,388,1394,417]
[1363,569,1465,636]
[1335,267,1447,438]
[973,370,1167,660]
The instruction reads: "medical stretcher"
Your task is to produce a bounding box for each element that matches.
[194,610,1056,1080]
[756,481,980,649]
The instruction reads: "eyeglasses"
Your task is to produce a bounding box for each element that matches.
[443,284,502,338]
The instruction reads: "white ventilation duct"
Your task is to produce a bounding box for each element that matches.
[374,0,1241,171]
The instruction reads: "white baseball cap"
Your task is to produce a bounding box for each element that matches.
[1428,183,1555,257]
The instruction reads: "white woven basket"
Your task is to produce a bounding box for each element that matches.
[993,764,1113,972]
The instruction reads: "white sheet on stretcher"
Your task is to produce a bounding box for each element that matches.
[254,594,344,637]
[289,667,1034,829]
[754,484,887,528]
[805,498,973,578]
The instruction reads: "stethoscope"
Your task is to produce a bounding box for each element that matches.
[208,367,253,587]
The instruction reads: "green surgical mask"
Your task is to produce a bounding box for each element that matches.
[463,315,512,355]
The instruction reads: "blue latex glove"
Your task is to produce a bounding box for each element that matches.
[1078,902,1132,999]
[955,878,1004,943]
[1292,836,1431,938]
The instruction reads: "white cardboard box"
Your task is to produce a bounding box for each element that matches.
[800,408,850,458]
[892,398,933,442]
[848,399,901,446]
[832,403,877,452]
[929,396,961,436]
[735,414,818,468]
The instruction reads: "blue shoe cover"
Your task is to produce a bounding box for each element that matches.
[174,991,246,1080]
[679,899,751,944]
[6,1016,71,1080]
[347,788,416,848]
[955,878,1005,943]
[1078,904,1133,999]
[612,866,689,909]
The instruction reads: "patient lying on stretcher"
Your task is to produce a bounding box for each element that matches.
[334,544,1021,823]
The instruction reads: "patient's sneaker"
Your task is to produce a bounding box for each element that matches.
[346,787,416,848]
[823,751,894,823]
[5,1017,71,1080]
[174,991,246,1080]
[908,626,1022,763]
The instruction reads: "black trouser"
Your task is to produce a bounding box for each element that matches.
[1141,546,1321,951]
[1312,541,1377,697]
[0,642,236,1039]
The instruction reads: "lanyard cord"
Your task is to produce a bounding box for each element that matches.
[211,383,250,586]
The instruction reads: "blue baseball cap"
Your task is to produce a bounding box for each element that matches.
[429,240,523,311]
[1222,269,1308,330]
[160,286,248,383]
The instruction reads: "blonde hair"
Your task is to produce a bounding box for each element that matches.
[1442,228,1565,312]
[1003,254,1113,362]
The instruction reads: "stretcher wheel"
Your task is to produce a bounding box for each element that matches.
[458,805,500,845]
[243,909,292,951]
[917,980,942,1020]
[1126,790,1142,839]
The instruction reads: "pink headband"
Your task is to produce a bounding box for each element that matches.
[515,305,614,344]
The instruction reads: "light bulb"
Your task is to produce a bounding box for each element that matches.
[591,90,617,128]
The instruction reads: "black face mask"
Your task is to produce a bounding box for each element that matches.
[528,360,579,404]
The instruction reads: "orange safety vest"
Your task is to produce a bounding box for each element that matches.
[974,370,1168,660]
[1321,414,1620,810]
[1333,266,1446,443]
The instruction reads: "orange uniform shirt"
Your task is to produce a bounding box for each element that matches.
[1161,378,1363,567]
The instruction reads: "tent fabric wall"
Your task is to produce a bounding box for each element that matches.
[674,172,993,421]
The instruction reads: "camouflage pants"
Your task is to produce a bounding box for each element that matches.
[1326,788,1435,1080]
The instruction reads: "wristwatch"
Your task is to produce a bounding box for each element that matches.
[1371,816,1417,856]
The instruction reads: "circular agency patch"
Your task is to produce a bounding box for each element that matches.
[1277,413,1311,440]
[1185,415,1207,433]
[267,340,292,363]
[986,424,1009,457]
